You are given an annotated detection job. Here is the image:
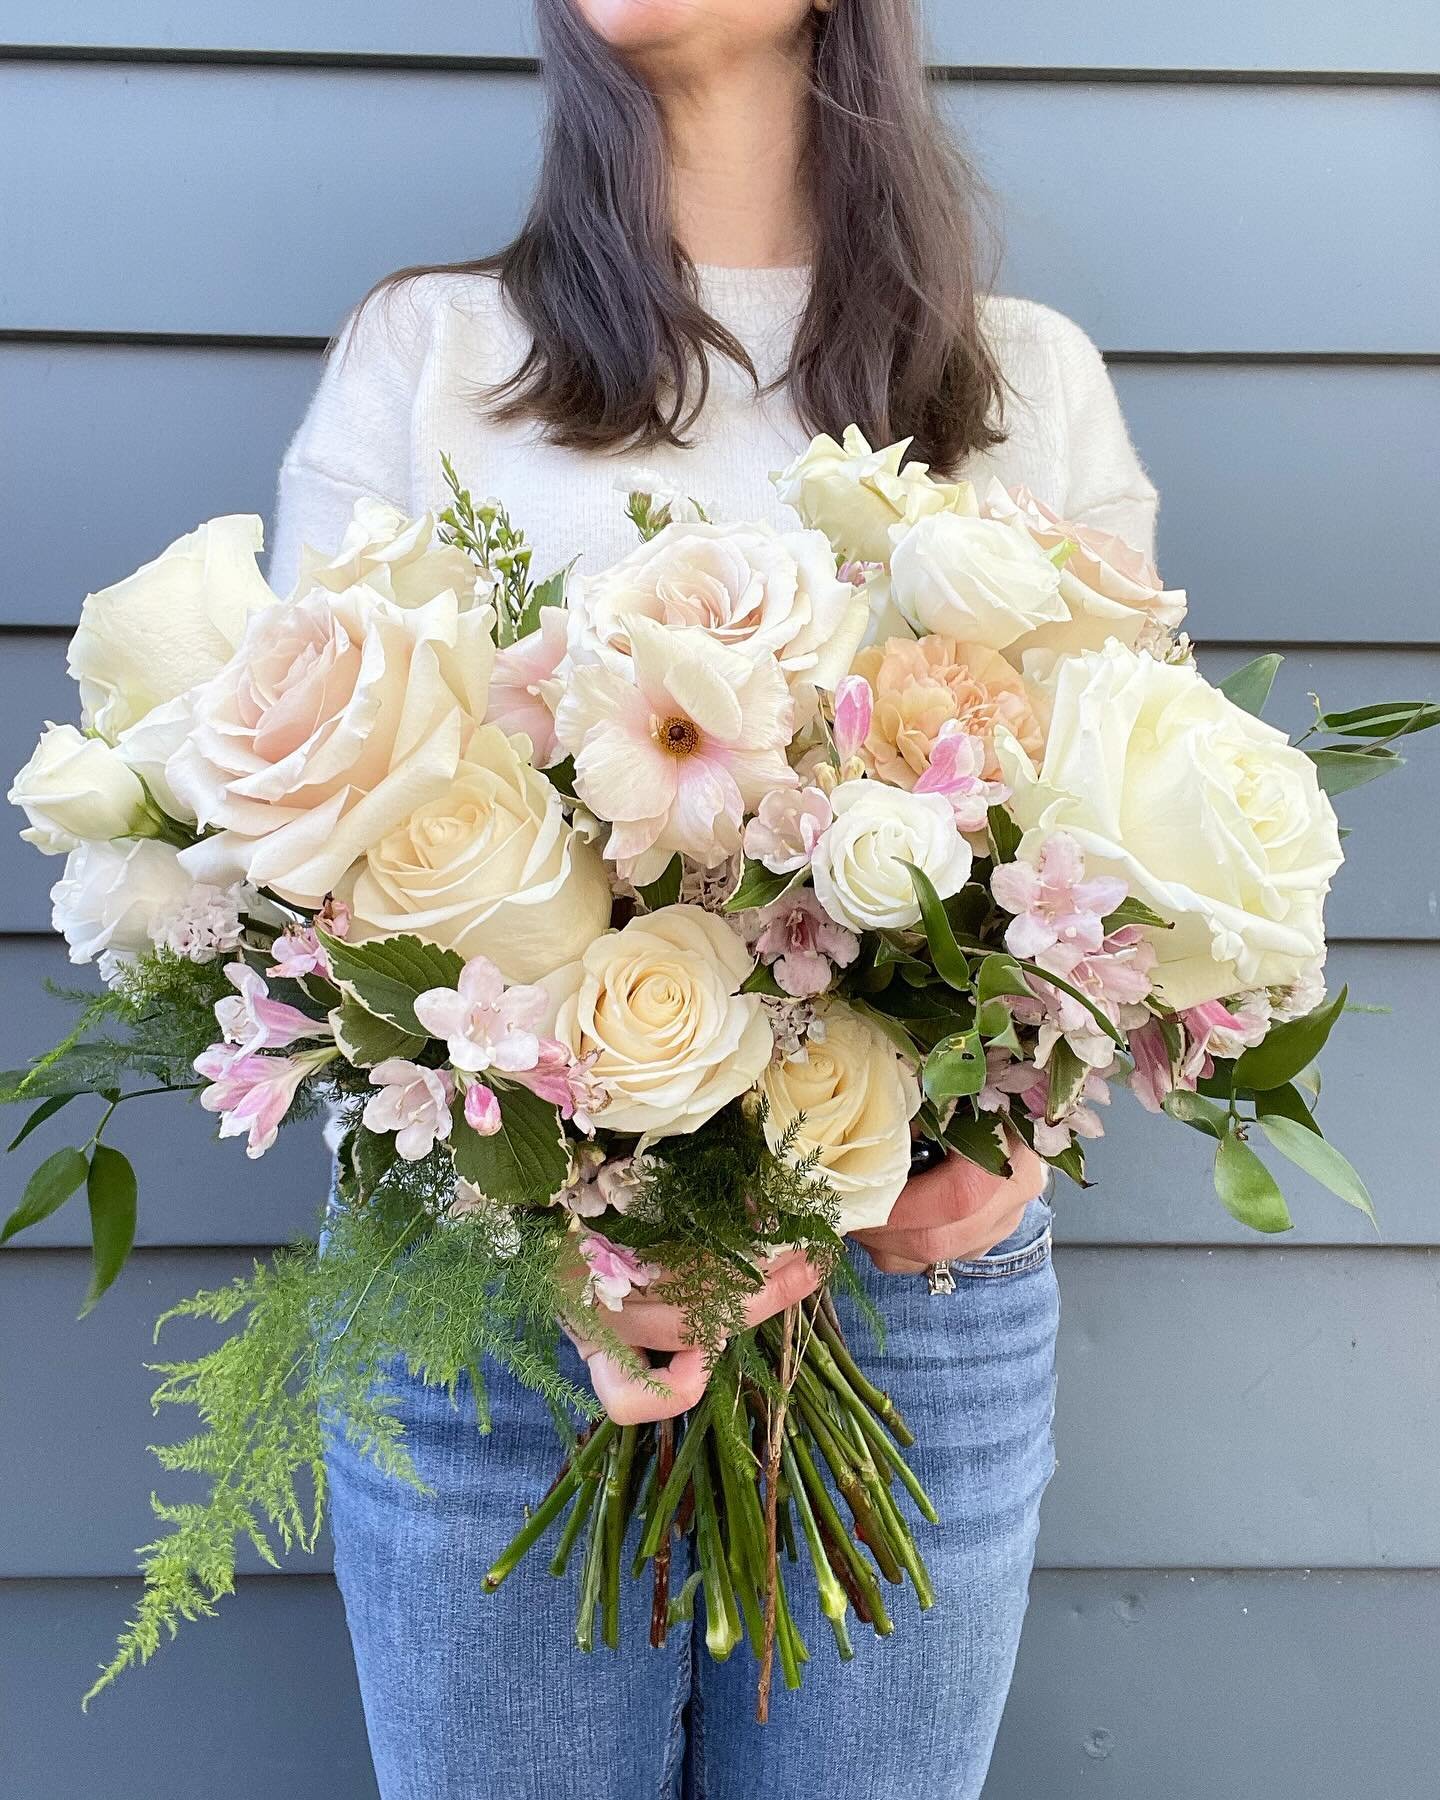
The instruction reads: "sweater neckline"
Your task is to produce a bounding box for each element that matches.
[694,262,812,310]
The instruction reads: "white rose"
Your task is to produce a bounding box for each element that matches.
[567,519,867,723]
[812,780,973,933]
[773,426,977,567]
[982,481,1187,675]
[888,513,1069,651]
[49,838,195,966]
[344,724,612,983]
[543,904,772,1139]
[67,515,277,740]
[9,723,148,853]
[168,584,495,906]
[999,640,1342,1009]
[760,1004,920,1234]
[293,498,489,611]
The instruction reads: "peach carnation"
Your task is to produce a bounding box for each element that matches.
[851,635,1045,787]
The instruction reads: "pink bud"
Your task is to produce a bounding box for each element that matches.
[463,1082,502,1136]
[832,676,873,762]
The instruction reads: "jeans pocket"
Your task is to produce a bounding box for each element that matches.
[945,1198,1053,1281]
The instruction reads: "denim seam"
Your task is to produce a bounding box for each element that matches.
[948,1228,1053,1281]
[658,1614,693,1800]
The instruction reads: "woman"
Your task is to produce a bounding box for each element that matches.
[271,2,1157,1794]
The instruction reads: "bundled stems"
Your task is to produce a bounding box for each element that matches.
[483,1288,935,1710]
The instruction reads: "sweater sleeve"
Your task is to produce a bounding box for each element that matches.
[268,283,438,595]
[1044,310,1160,563]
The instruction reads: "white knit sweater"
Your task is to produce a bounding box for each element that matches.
[270,266,1158,593]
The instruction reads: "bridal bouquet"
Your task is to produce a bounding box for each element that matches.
[4,432,1433,1714]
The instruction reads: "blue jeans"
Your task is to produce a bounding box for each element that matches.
[326,1199,1058,1800]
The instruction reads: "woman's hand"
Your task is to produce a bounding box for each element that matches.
[853,1143,1049,1275]
[569,1249,822,1425]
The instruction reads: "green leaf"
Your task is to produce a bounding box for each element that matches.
[723,858,797,914]
[1,1145,90,1245]
[1213,1125,1292,1234]
[922,1031,986,1106]
[1253,1081,1321,1136]
[942,1110,1012,1176]
[1045,1039,1089,1123]
[449,1084,569,1208]
[902,863,971,991]
[1233,986,1347,1092]
[319,932,464,1036]
[739,962,785,997]
[1162,1089,1229,1140]
[81,1145,138,1314]
[987,805,1022,864]
[1100,896,1173,933]
[851,1001,923,1065]
[516,563,571,640]
[1257,1116,1377,1228]
[6,1092,81,1153]
[1307,745,1404,795]
[329,995,424,1068]
[1044,1140,1089,1187]
[977,953,1030,1006]
[1314,699,1440,741]
[544,755,578,801]
[1219,653,1283,717]
[636,855,683,911]
[349,1126,399,1202]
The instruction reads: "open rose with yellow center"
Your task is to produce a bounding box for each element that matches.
[566,519,866,726]
[760,1004,920,1233]
[169,585,495,905]
[543,904,771,1139]
[852,634,1046,787]
[343,724,611,983]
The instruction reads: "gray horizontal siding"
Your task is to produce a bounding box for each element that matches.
[5,939,1432,1251]
[6,1244,1437,1576]
[4,639,1433,939]
[7,343,1438,644]
[3,1572,1437,1800]
[5,3,1438,73]
[4,67,1438,349]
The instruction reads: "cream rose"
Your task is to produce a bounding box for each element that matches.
[811,780,973,934]
[49,838,195,967]
[544,904,772,1139]
[567,520,866,723]
[9,722,148,853]
[293,498,489,612]
[67,515,278,740]
[760,1005,920,1234]
[344,724,611,982]
[999,640,1342,1009]
[982,481,1187,675]
[773,426,976,567]
[168,585,495,906]
[889,512,1070,652]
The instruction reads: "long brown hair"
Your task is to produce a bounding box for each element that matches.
[378,0,1005,471]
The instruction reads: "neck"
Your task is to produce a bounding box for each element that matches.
[657,51,812,270]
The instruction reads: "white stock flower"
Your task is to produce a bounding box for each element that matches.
[760,1003,920,1234]
[998,641,1343,1010]
[811,780,973,933]
[67,516,278,739]
[567,520,866,724]
[9,723,148,853]
[293,498,489,611]
[344,725,611,983]
[888,512,1069,652]
[773,427,977,566]
[168,584,495,906]
[49,839,196,966]
[543,904,772,1140]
